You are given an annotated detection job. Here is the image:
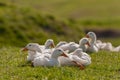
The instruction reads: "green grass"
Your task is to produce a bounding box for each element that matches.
[0,0,120,47]
[1,47,120,80]
[2,0,120,19]
[0,4,84,47]
[1,0,120,30]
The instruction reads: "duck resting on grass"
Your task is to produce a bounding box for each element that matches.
[112,45,120,52]
[86,32,99,53]
[71,48,91,66]
[31,48,67,67]
[21,39,55,62]
[39,39,55,51]
[32,48,85,70]
[56,38,90,53]
[86,31,120,52]
[55,41,68,48]
[21,43,42,62]
[79,38,90,52]
[58,48,91,70]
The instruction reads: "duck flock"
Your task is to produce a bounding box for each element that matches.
[21,31,120,70]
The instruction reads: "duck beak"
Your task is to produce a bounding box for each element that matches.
[86,35,89,38]
[86,42,91,47]
[21,47,28,51]
[51,43,55,48]
[61,53,68,57]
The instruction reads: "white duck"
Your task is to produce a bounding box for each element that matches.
[57,38,90,53]
[59,48,91,69]
[101,42,114,51]
[70,48,91,66]
[21,42,54,62]
[21,43,42,61]
[86,32,99,53]
[112,45,120,52]
[32,48,68,67]
[55,41,68,48]
[39,39,55,51]
[56,42,77,53]
[104,43,120,52]
[79,38,90,52]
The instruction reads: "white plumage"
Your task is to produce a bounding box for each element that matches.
[32,48,67,67]
[21,39,55,62]
[86,32,99,53]
[59,48,91,68]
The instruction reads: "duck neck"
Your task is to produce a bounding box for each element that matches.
[50,58,59,66]
[51,58,58,62]
[79,44,86,52]
[51,52,59,59]
[45,43,52,49]
[28,50,36,56]
[79,44,84,48]
[45,46,49,49]
[37,46,42,52]
[91,35,96,45]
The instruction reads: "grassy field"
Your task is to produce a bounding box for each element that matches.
[1,0,120,29]
[0,47,120,80]
[0,4,85,47]
[0,0,120,47]
[2,0,120,19]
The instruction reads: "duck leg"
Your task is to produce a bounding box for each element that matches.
[72,61,85,70]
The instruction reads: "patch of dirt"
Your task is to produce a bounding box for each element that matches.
[84,29,120,38]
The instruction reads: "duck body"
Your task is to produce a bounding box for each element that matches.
[59,48,91,66]
[70,48,91,66]
[58,56,76,66]
[87,44,99,53]
[57,42,79,53]
[33,56,59,67]
[55,41,68,48]
[27,51,42,61]
[22,42,54,62]
[112,45,120,52]
[32,48,68,67]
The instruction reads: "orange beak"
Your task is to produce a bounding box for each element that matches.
[21,47,28,51]
[61,53,68,57]
[86,35,89,38]
[51,43,55,48]
[86,42,91,47]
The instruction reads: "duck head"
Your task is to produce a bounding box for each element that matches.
[86,32,96,39]
[79,38,90,47]
[45,39,55,49]
[51,48,68,58]
[21,43,41,52]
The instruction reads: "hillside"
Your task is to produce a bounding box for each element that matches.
[0,3,84,47]
[0,0,120,47]
[1,0,120,29]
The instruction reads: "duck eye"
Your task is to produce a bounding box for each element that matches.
[29,45,32,46]
[58,50,61,52]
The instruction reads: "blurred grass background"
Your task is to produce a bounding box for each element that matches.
[0,0,120,47]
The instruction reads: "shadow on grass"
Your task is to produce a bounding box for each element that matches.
[17,61,33,67]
